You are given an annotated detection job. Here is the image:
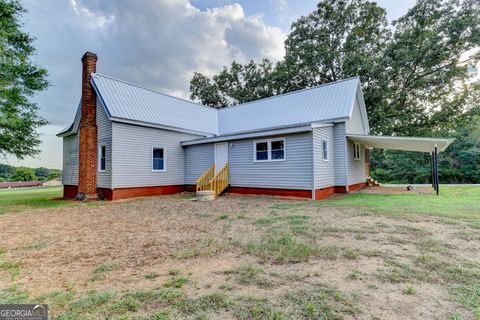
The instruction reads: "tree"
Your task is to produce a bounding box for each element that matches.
[379,0,480,135]
[34,167,49,178]
[11,167,35,181]
[0,163,15,178]
[47,169,61,180]
[0,0,49,159]
[190,0,480,184]
[190,59,277,107]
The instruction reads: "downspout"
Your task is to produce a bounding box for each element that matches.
[344,125,349,192]
[311,128,316,200]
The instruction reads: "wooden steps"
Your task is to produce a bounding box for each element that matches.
[195,164,229,198]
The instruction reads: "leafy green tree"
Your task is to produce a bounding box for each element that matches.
[34,167,49,178]
[379,0,480,135]
[190,0,480,184]
[0,163,16,178]
[0,0,49,159]
[11,167,36,181]
[190,59,277,107]
[47,169,61,180]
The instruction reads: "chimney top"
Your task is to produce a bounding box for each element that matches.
[81,51,98,62]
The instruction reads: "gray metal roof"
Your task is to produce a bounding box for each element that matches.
[218,77,361,135]
[91,73,218,135]
[59,75,365,137]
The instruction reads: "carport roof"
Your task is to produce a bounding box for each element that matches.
[347,135,455,153]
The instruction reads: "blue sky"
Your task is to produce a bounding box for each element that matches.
[9,0,415,169]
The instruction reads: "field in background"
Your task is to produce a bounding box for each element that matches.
[0,186,479,319]
[0,186,102,214]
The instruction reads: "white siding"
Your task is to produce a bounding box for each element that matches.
[346,95,367,134]
[313,127,335,188]
[62,134,78,186]
[185,144,214,185]
[111,122,202,188]
[333,123,348,186]
[228,133,312,190]
[96,97,112,188]
[347,139,366,185]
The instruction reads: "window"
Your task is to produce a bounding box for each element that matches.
[255,141,269,161]
[322,140,328,161]
[353,143,361,160]
[98,145,106,172]
[271,139,285,160]
[152,147,165,171]
[254,138,286,162]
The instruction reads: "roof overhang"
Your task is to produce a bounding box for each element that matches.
[347,134,455,153]
[181,123,333,146]
[57,100,82,137]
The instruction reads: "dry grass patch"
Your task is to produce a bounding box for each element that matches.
[0,187,478,319]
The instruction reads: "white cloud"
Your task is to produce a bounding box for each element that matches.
[74,0,286,95]
[70,0,115,29]
[16,0,287,168]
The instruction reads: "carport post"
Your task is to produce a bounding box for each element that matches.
[431,152,435,189]
[434,145,439,196]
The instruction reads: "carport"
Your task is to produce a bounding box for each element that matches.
[347,135,455,195]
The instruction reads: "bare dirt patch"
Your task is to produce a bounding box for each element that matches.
[0,193,476,319]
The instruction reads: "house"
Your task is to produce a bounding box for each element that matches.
[58,52,453,201]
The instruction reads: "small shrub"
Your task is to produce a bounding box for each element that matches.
[164,276,189,288]
[144,272,159,280]
[344,249,359,260]
[403,286,417,295]
[349,270,361,280]
[168,268,180,276]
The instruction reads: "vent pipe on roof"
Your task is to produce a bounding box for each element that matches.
[76,51,99,200]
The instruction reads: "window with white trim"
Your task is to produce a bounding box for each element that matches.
[353,143,361,160]
[98,144,106,172]
[322,140,329,161]
[254,138,285,162]
[152,147,165,171]
[271,139,285,160]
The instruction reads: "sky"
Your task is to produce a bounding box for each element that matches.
[8,0,416,169]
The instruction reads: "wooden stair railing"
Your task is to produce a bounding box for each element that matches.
[195,163,229,197]
[209,163,229,197]
[196,164,215,192]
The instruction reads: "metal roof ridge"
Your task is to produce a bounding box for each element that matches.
[91,73,217,112]
[219,76,361,111]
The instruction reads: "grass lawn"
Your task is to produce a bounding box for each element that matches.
[0,186,102,214]
[0,186,479,319]
[322,186,480,222]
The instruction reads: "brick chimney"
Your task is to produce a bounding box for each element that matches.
[76,51,98,200]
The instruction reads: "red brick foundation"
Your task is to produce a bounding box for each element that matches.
[99,185,185,201]
[228,186,312,199]
[349,182,367,192]
[63,185,78,199]
[333,182,367,193]
[65,182,367,201]
[184,185,196,192]
[314,186,336,200]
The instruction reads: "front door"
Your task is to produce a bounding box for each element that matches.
[215,142,228,173]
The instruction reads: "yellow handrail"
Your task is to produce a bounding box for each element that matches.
[195,163,229,197]
[196,164,215,192]
[207,163,229,197]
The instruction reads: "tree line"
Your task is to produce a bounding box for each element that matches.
[0,164,61,182]
[190,0,480,184]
